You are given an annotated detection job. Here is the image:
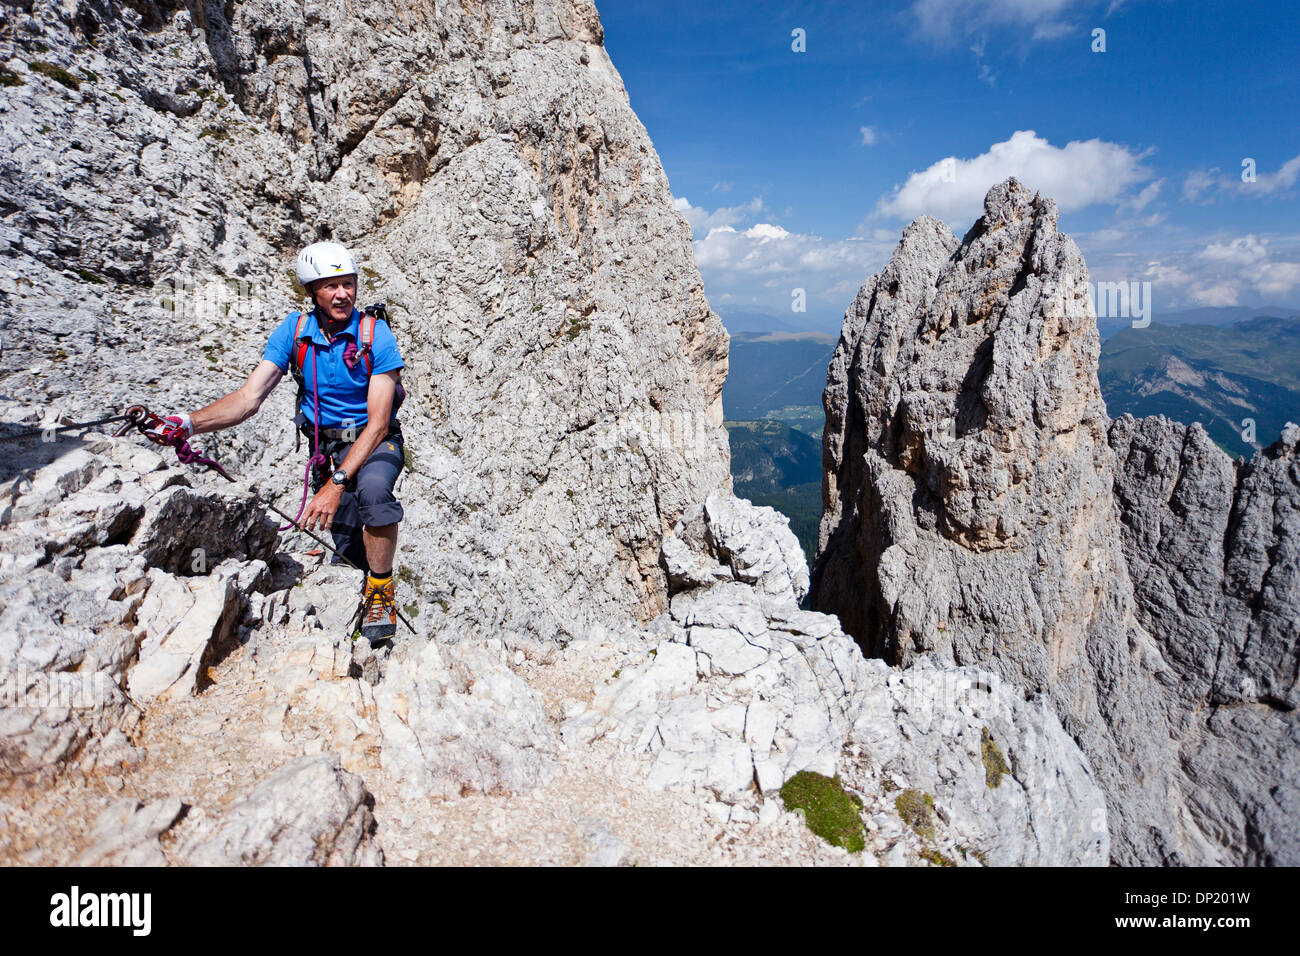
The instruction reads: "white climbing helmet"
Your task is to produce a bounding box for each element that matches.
[295,241,358,291]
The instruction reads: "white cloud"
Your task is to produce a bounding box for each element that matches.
[911,0,1085,43]
[711,181,735,193]
[1121,178,1163,213]
[1245,260,1300,298]
[1254,155,1300,194]
[873,130,1154,226]
[860,125,877,147]
[1182,168,1219,204]
[1180,154,1300,203]
[1199,235,1267,267]
[678,195,898,322]
[745,223,790,241]
[674,195,764,233]
[1190,283,1239,307]
[1091,234,1300,311]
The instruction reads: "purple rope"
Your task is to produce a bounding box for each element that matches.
[169,436,236,482]
[280,340,327,531]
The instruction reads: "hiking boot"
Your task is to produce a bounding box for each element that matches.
[359,574,397,643]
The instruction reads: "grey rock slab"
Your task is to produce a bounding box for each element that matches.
[1109,413,1300,864]
[128,566,241,705]
[172,754,383,866]
[374,638,558,801]
[75,797,186,866]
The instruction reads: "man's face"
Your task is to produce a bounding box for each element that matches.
[311,275,357,323]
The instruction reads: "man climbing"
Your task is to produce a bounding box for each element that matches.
[150,241,406,642]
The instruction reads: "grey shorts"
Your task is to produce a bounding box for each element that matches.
[307,421,404,570]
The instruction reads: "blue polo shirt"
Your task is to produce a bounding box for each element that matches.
[263,308,404,428]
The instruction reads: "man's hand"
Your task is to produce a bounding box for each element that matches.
[144,413,192,444]
[301,481,344,532]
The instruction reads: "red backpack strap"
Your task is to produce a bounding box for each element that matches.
[359,311,377,375]
[291,311,310,374]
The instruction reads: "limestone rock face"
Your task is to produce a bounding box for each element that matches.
[76,797,186,866]
[848,657,1109,867]
[171,755,384,866]
[815,179,1178,864]
[374,636,559,801]
[659,492,809,612]
[0,430,276,783]
[127,566,242,705]
[1109,415,1300,865]
[1,0,730,646]
[815,178,1299,866]
[565,491,1109,866]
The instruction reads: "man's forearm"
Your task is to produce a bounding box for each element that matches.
[338,421,390,478]
[190,390,259,435]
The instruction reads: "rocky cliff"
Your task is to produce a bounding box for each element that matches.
[1109,415,1299,865]
[2,0,730,644]
[1,4,1108,866]
[814,179,1299,865]
[0,434,1106,865]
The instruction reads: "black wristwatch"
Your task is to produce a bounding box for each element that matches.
[330,469,349,486]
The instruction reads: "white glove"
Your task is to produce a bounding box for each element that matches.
[147,412,193,442]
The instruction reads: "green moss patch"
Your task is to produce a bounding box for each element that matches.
[920,847,957,867]
[0,69,24,87]
[895,788,935,841]
[395,565,423,590]
[956,844,989,866]
[981,727,1009,789]
[29,61,80,91]
[780,771,866,853]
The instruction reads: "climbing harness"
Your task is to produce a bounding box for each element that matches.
[113,403,414,636]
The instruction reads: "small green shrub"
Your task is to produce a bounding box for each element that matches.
[895,788,935,840]
[0,69,24,87]
[780,771,866,853]
[981,727,1009,789]
[920,847,957,867]
[29,61,80,90]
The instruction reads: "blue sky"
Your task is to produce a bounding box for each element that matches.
[601,0,1300,334]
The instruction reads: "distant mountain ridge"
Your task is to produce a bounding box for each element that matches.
[1095,304,1297,340]
[1101,315,1300,456]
